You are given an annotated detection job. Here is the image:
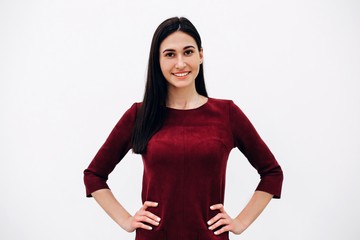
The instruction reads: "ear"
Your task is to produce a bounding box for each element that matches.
[199,48,204,64]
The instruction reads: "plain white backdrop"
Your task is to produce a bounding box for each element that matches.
[1,0,359,239]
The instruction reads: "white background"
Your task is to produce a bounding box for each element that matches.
[1,0,359,239]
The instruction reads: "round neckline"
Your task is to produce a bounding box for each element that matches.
[166,97,210,111]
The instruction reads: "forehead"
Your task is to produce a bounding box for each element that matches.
[159,31,197,51]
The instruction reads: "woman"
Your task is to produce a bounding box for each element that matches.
[84,17,283,240]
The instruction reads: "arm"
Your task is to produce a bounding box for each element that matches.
[207,101,284,235]
[84,104,160,232]
[208,191,273,235]
[234,191,273,232]
[92,189,161,232]
[84,104,138,197]
[229,101,283,199]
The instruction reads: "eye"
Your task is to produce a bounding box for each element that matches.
[164,52,175,58]
[184,49,194,56]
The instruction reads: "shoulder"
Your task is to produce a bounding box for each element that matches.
[208,97,232,104]
[123,102,140,114]
[205,98,245,122]
[208,97,248,120]
[116,102,141,123]
[127,102,143,113]
[207,97,238,109]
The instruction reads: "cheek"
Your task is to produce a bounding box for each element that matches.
[190,60,201,73]
[159,62,173,82]
[189,56,200,66]
[160,60,171,74]
[159,64,166,79]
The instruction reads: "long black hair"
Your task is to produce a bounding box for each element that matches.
[132,17,208,154]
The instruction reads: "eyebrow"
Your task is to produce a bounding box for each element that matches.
[162,45,196,53]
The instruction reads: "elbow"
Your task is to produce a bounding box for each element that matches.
[83,169,109,198]
[258,165,284,199]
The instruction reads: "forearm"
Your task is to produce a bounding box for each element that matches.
[91,189,131,230]
[235,190,273,232]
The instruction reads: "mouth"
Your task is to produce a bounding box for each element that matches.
[172,71,191,77]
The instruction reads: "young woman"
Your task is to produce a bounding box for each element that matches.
[84,17,283,240]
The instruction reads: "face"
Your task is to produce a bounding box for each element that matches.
[159,31,203,92]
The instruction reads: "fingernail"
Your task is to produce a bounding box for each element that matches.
[148,226,152,230]
[210,206,214,210]
[207,220,211,225]
[157,217,161,221]
[214,231,218,235]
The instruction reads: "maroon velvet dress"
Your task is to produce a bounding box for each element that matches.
[84,98,283,240]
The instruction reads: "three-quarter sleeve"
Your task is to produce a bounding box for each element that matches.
[83,103,138,197]
[229,101,283,198]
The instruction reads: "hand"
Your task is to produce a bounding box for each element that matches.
[121,201,161,232]
[207,203,245,235]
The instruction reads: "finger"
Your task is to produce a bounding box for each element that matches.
[134,221,153,231]
[142,201,159,210]
[208,218,231,230]
[210,203,224,212]
[134,215,160,226]
[214,225,231,235]
[207,212,227,226]
[142,210,161,222]
[134,209,161,225]
[136,208,161,223]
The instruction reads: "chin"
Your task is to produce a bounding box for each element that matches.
[169,81,194,89]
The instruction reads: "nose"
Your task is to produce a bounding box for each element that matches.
[175,55,186,69]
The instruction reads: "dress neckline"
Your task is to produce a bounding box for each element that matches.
[166,97,210,111]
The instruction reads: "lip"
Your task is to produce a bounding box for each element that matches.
[172,71,191,78]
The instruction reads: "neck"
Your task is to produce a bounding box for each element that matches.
[166,87,200,110]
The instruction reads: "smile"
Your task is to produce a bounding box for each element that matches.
[172,72,190,77]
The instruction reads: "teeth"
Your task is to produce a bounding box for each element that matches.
[174,72,189,77]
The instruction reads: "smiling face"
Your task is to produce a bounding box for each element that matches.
[159,31,203,92]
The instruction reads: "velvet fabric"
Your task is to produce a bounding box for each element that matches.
[84,98,283,240]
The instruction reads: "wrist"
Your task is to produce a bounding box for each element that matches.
[116,213,132,230]
[234,216,249,234]
[120,215,135,232]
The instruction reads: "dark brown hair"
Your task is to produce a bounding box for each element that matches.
[132,17,208,154]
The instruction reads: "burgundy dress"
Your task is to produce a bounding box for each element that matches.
[84,98,283,240]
